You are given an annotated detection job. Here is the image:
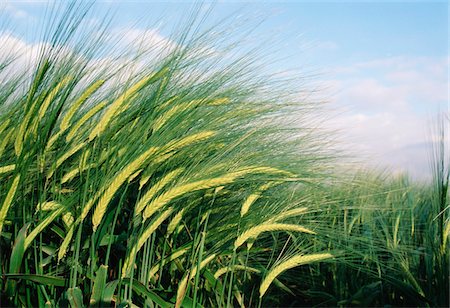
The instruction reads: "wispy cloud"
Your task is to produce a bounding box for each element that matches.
[113,27,177,56]
[326,55,448,179]
[0,33,46,75]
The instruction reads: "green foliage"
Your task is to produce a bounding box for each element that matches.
[0,3,448,307]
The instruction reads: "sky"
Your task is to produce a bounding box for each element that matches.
[1,0,448,180]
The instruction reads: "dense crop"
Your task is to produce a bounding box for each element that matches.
[0,3,448,307]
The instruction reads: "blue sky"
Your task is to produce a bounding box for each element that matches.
[1,0,448,179]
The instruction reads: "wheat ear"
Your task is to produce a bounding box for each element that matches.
[152,97,229,132]
[155,95,179,110]
[137,207,174,249]
[166,208,185,236]
[80,193,102,222]
[160,131,216,155]
[139,172,153,190]
[35,201,62,212]
[143,166,288,220]
[0,175,21,234]
[443,220,450,250]
[66,100,107,142]
[148,247,189,280]
[24,206,65,250]
[59,79,105,131]
[61,163,96,184]
[0,164,15,175]
[214,265,261,279]
[175,254,217,308]
[62,212,74,228]
[0,118,10,135]
[259,253,335,297]
[152,103,187,132]
[234,223,315,250]
[268,207,309,223]
[26,76,73,140]
[58,224,75,261]
[37,76,72,121]
[0,130,13,157]
[128,169,142,183]
[88,77,147,140]
[241,182,279,217]
[45,131,62,154]
[143,176,235,220]
[134,168,184,217]
[15,103,37,156]
[92,146,158,231]
[89,69,167,140]
[46,142,86,179]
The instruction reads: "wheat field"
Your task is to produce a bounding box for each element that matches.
[0,3,448,307]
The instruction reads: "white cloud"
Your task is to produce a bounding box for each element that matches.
[0,33,46,78]
[114,27,178,56]
[335,78,410,112]
[326,55,448,179]
[0,26,178,82]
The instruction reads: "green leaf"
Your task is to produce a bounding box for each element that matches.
[66,287,84,308]
[273,278,294,296]
[41,245,57,255]
[4,274,66,287]
[6,223,29,297]
[102,280,119,304]
[121,278,172,308]
[24,207,65,249]
[90,265,108,307]
[203,269,223,293]
[9,223,28,273]
[181,295,205,308]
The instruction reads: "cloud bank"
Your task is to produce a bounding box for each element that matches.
[327,56,448,179]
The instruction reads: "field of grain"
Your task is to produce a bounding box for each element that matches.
[0,3,448,307]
